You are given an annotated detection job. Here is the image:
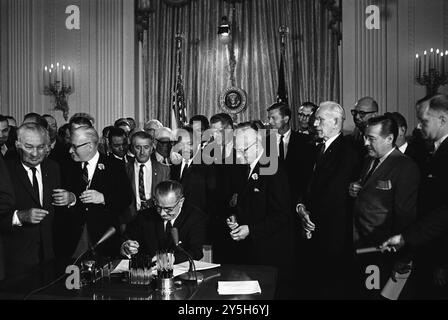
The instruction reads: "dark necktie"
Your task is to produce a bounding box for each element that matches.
[315,142,326,165]
[363,158,380,185]
[82,162,89,189]
[30,167,41,206]
[164,221,173,248]
[279,135,285,161]
[139,164,149,210]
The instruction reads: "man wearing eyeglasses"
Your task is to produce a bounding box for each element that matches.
[52,126,133,262]
[1,123,61,278]
[348,97,379,161]
[108,127,131,164]
[120,180,206,263]
[297,102,318,135]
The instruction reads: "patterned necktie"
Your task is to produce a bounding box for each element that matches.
[139,164,150,210]
[82,162,89,189]
[30,167,41,206]
[279,135,285,161]
[363,158,380,185]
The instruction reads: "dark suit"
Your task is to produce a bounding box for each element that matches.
[48,140,71,167]
[1,158,61,278]
[0,154,15,280]
[299,134,361,298]
[235,159,295,298]
[124,202,206,263]
[353,149,419,297]
[122,158,170,224]
[54,153,133,259]
[170,155,216,218]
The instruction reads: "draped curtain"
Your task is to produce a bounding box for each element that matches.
[141,0,340,129]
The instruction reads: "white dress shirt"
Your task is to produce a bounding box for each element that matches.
[248,152,264,178]
[434,133,448,153]
[276,129,291,158]
[398,142,408,154]
[180,158,193,179]
[84,151,100,184]
[323,133,341,153]
[12,163,43,226]
[1,144,8,156]
[135,159,152,211]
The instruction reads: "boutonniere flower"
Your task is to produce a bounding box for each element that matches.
[251,173,259,181]
[98,163,105,170]
[253,188,260,193]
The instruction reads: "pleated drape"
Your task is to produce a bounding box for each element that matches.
[142,0,340,129]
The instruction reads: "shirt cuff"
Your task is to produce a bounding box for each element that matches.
[68,193,77,208]
[12,210,22,227]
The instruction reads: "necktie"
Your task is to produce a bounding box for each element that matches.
[139,164,149,210]
[363,158,380,185]
[30,167,41,206]
[82,162,89,189]
[279,135,285,161]
[164,221,173,249]
[315,142,326,164]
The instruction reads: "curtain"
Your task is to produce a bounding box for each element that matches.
[142,0,340,130]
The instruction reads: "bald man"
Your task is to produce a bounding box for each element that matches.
[348,97,379,161]
[53,126,133,261]
[295,102,360,299]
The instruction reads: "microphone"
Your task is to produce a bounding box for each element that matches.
[91,227,116,251]
[170,227,203,283]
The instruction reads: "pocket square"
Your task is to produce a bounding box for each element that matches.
[376,180,392,190]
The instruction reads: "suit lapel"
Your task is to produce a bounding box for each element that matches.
[126,161,136,196]
[151,160,159,196]
[15,161,40,206]
[363,149,400,189]
[41,161,52,209]
[89,154,106,190]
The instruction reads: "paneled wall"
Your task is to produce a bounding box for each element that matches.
[0,0,136,131]
[342,0,448,131]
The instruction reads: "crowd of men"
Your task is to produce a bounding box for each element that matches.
[1,94,448,300]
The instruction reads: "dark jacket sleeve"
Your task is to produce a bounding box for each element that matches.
[0,156,15,232]
[103,161,134,216]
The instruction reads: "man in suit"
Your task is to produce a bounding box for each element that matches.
[267,103,314,205]
[52,126,133,261]
[108,127,131,164]
[121,131,170,228]
[227,122,295,298]
[0,123,61,278]
[381,94,448,298]
[120,180,206,263]
[296,101,318,135]
[349,115,419,298]
[346,97,379,163]
[171,126,216,220]
[295,101,360,299]
[0,152,15,280]
[43,114,70,167]
[0,115,13,159]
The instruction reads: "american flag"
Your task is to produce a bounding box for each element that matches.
[171,35,188,130]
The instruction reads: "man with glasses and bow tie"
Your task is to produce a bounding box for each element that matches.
[120,180,206,264]
[52,126,133,263]
[1,123,61,278]
[121,131,170,231]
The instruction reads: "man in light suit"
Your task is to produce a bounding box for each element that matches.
[349,115,419,298]
[121,131,170,229]
[1,123,61,278]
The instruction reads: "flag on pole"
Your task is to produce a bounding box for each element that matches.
[276,52,288,104]
[171,34,188,130]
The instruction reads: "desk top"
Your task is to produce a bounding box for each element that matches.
[0,262,277,300]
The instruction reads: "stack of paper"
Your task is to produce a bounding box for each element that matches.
[217,281,261,295]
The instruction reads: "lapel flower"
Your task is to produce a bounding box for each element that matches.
[98,163,105,170]
[251,173,259,181]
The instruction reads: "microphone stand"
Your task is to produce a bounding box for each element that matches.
[176,242,204,283]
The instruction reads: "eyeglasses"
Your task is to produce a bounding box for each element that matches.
[69,141,91,151]
[235,141,257,153]
[155,197,183,214]
[351,110,376,118]
[298,112,312,119]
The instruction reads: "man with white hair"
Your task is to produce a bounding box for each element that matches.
[1,123,61,278]
[295,101,361,299]
[227,122,294,298]
[52,126,133,261]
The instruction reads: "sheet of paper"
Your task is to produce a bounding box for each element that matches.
[111,259,129,274]
[218,281,261,295]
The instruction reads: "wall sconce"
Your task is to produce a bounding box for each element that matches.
[218,16,231,43]
[43,62,75,120]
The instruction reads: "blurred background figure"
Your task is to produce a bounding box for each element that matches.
[296,102,318,135]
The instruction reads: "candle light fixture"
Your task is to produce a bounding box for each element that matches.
[415,48,448,96]
[43,62,74,120]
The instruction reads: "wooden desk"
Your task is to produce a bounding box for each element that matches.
[0,262,277,300]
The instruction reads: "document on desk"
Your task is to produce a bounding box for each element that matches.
[218,281,261,295]
[111,259,129,274]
